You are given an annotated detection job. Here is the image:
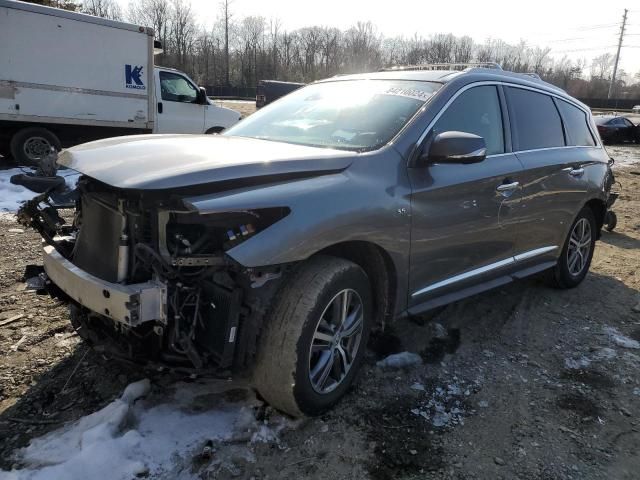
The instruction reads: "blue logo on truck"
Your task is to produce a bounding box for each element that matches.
[125,65,145,90]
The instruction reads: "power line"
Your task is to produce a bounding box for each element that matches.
[550,45,617,54]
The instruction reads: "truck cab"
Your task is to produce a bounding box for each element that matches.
[154,67,241,134]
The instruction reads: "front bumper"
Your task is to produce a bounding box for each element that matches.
[43,244,167,326]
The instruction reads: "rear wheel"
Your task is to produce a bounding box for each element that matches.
[253,256,372,417]
[547,207,596,289]
[10,127,61,166]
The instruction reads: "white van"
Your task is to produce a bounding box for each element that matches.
[0,0,241,164]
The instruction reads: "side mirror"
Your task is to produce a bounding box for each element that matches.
[421,131,487,165]
[198,87,209,105]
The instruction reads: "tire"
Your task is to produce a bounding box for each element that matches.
[253,255,373,417]
[546,207,597,289]
[205,126,225,134]
[10,127,61,166]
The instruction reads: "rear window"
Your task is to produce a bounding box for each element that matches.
[507,87,565,150]
[556,100,596,147]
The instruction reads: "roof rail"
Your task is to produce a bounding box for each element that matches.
[519,72,542,80]
[381,62,503,72]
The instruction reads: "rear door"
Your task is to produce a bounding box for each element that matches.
[408,84,523,307]
[506,87,592,256]
[155,70,205,133]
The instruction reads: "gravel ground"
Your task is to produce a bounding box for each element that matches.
[0,105,639,478]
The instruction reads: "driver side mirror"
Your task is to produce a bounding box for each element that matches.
[419,131,487,166]
[197,87,209,105]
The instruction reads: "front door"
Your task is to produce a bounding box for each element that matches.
[155,70,205,134]
[408,85,523,308]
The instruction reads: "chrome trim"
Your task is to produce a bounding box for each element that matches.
[416,80,602,149]
[411,245,559,297]
[447,147,487,160]
[496,181,519,192]
[412,257,514,297]
[513,245,558,262]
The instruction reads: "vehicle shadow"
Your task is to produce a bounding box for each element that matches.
[600,230,640,250]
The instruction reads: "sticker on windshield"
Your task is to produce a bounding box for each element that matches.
[383,87,433,102]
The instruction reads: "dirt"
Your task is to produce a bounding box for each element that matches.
[1,112,640,478]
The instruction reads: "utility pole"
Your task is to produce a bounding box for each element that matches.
[608,9,628,99]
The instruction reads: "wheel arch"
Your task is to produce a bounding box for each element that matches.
[584,197,607,239]
[205,126,225,134]
[315,240,397,332]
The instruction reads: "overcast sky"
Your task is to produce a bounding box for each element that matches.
[129,0,640,75]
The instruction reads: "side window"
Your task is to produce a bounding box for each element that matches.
[556,100,596,147]
[507,87,565,150]
[159,71,198,103]
[432,85,505,155]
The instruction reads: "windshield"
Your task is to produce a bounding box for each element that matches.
[224,80,441,151]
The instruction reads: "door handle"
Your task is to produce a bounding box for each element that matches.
[496,181,520,192]
[157,102,163,114]
[568,167,584,177]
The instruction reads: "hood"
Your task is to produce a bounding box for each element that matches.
[58,134,354,190]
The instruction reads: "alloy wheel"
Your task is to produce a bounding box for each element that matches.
[567,218,592,276]
[308,288,364,394]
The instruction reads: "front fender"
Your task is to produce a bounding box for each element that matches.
[182,152,412,271]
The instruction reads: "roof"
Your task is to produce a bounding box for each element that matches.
[320,66,567,97]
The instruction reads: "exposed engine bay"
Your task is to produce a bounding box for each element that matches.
[18,176,290,373]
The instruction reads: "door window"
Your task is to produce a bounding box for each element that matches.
[159,71,198,103]
[556,100,595,147]
[507,87,565,150]
[432,85,505,155]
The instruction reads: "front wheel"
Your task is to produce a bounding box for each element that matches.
[547,207,597,289]
[253,256,372,417]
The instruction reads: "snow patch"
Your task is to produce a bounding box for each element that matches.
[3,380,288,480]
[604,326,640,349]
[376,352,423,369]
[0,168,80,212]
[564,356,592,370]
[0,168,38,212]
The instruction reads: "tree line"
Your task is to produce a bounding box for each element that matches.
[22,0,640,99]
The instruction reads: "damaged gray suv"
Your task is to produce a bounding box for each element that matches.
[20,64,614,417]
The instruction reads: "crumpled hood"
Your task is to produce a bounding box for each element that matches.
[58,134,354,190]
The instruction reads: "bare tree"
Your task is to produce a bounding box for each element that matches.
[128,0,170,57]
[82,0,122,20]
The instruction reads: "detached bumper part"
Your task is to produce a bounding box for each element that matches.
[43,245,167,326]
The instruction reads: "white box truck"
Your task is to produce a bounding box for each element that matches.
[0,0,241,164]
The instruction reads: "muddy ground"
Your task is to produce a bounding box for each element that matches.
[1,108,640,478]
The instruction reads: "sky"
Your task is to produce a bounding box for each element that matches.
[125,0,640,76]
